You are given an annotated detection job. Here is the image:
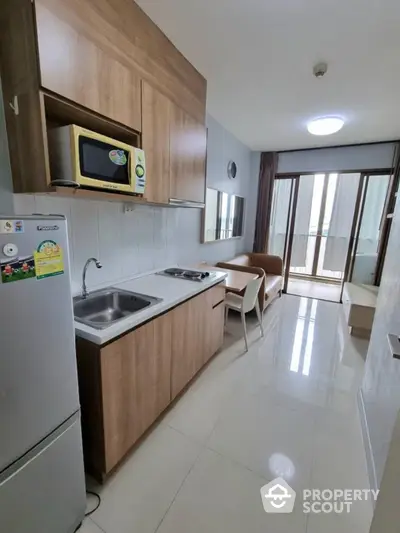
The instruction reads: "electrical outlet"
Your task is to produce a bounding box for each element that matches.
[123,204,135,214]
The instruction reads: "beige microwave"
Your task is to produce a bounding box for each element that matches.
[48,125,146,196]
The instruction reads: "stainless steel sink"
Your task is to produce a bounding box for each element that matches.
[73,288,162,330]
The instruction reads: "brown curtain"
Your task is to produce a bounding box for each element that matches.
[253,152,279,253]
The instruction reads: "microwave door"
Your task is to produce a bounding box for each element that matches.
[79,137,131,189]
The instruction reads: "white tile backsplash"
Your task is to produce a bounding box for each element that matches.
[13,192,253,293]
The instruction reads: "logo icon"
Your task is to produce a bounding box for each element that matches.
[260,478,296,513]
[109,149,127,166]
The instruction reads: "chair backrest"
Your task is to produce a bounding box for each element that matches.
[242,275,265,313]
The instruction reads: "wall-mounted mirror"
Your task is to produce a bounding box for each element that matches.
[202,188,245,243]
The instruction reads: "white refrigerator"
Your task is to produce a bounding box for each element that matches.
[0,215,86,533]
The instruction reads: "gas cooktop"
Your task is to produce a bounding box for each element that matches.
[157,268,216,282]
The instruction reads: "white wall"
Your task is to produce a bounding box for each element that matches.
[0,82,14,214]
[360,193,400,491]
[278,143,396,174]
[9,113,253,293]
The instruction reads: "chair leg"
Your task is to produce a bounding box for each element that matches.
[241,310,249,352]
[255,300,264,337]
[225,305,229,325]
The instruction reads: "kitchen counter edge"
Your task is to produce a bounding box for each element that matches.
[74,270,227,345]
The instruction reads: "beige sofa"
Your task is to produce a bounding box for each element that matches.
[216,253,283,311]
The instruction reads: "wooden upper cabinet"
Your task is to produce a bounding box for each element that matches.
[0,0,50,193]
[141,82,170,204]
[170,104,207,204]
[35,2,142,131]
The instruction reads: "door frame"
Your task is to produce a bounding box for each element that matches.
[281,176,300,293]
[311,174,330,277]
[339,173,366,302]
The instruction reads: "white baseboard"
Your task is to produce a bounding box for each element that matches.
[358,388,378,500]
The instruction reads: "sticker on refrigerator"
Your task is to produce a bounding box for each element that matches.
[1,256,36,284]
[34,240,64,280]
[0,219,24,234]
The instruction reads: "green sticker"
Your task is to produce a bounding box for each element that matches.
[1,256,36,284]
[109,149,127,166]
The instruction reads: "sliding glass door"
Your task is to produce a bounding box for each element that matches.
[346,173,391,286]
[269,176,297,291]
[270,172,379,301]
[270,171,392,301]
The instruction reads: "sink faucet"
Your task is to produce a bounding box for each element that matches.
[82,258,102,299]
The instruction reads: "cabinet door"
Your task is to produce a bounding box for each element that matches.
[142,82,170,203]
[171,292,206,399]
[100,313,172,473]
[208,301,225,362]
[35,2,142,131]
[204,285,225,364]
[170,104,206,204]
[0,0,50,193]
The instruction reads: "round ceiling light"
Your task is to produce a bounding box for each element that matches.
[307,117,344,136]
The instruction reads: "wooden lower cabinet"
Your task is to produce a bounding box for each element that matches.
[101,314,172,473]
[170,292,207,399]
[76,312,172,480]
[76,284,225,481]
[171,285,225,398]
[207,300,225,365]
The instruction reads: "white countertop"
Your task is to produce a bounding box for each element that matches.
[74,268,227,345]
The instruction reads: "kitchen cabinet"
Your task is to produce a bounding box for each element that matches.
[35,2,142,132]
[170,292,206,399]
[0,0,50,193]
[76,283,225,481]
[76,312,172,479]
[141,82,171,204]
[35,0,206,124]
[204,285,225,365]
[0,0,206,200]
[142,84,207,206]
[171,284,225,398]
[170,104,207,205]
[101,314,171,473]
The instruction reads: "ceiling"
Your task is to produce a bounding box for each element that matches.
[136,0,400,151]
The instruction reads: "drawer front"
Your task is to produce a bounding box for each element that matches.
[210,301,225,358]
[208,283,225,307]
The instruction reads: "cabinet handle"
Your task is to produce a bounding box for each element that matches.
[9,95,19,116]
[212,299,225,309]
[388,334,400,359]
[169,198,205,208]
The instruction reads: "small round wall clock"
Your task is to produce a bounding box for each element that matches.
[227,160,237,179]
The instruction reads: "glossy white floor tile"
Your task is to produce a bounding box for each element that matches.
[78,518,105,533]
[90,425,201,533]
[79,295,373,533]
[288,278,342,302]
[156,448,307,533]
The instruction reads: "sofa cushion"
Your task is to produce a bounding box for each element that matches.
[264,275,282,298]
